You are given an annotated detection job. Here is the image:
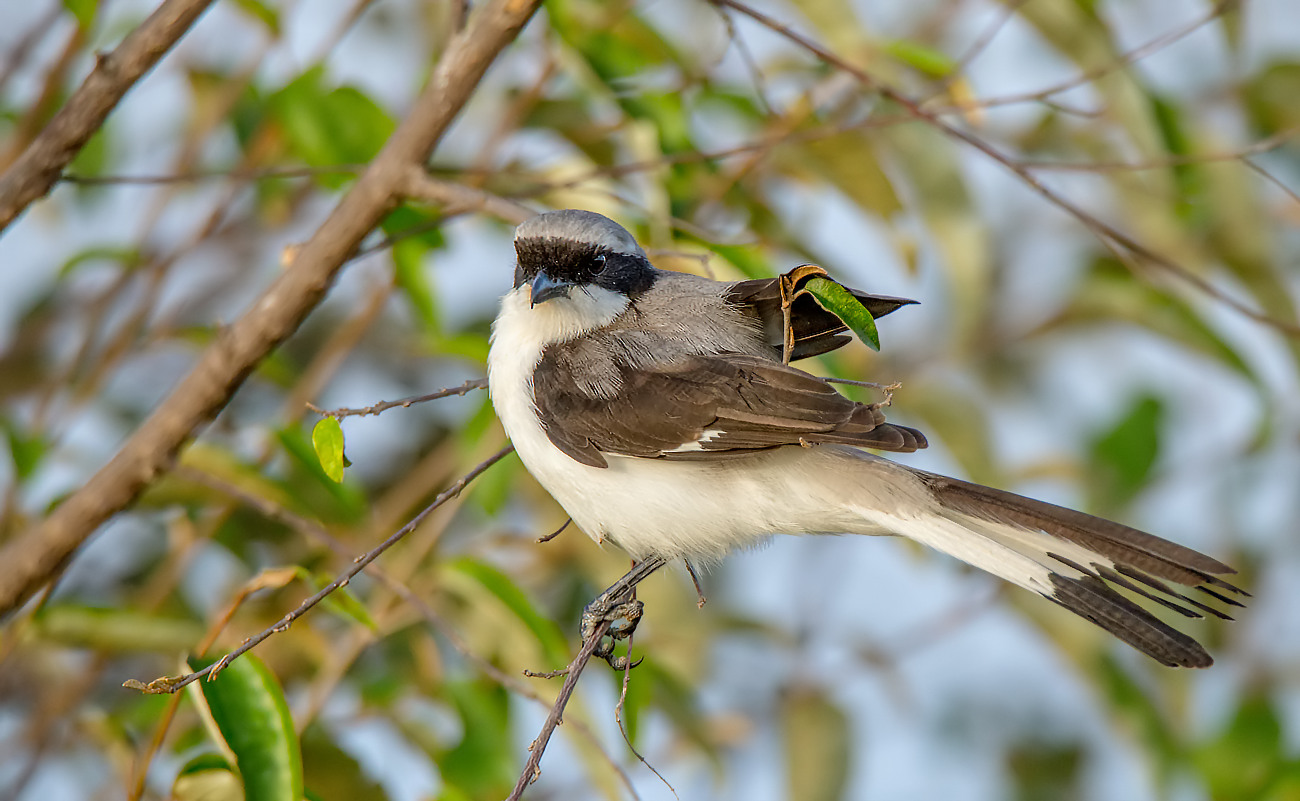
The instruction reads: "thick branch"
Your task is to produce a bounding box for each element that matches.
[0,0,218,233]
[0,0,544,617]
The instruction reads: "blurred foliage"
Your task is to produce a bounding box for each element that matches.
[1,0,1297,800]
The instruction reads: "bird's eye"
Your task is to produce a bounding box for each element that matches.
[577,253,606,281]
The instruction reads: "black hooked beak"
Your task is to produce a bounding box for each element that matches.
[530,271,574,307]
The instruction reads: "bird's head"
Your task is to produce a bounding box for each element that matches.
[513,210,656,310]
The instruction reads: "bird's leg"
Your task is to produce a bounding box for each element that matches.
[685,560,707,608]
[581,555,667,669]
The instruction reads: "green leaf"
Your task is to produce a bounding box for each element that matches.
[300,726,387,801]
[1007,740,1085,801]
[62,0,96,29]
[58,247,144,278]
[1094,654,1181,770]
[173,753,242,801]
[4,420,47,481]
[448,557,569,665]
[1196,694,1286,800]
[270,68,395,184]
[1088,394,1163,511]
[292,567,377,631]
[884,38,957,78]
[439,680,514,797]
[231,0,280,34]
[69,127,109,179]
[391,238,439,333]
[782,686,851,801]
[311,417,345,483]
[274,427,367,521]
[189,654,303,801]
[35,605,203,652]
[803,276,881,351]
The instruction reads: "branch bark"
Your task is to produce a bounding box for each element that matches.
[0,0,218,234]
[0,0,544,616]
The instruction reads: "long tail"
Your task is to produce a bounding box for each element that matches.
[854,466,1246,668]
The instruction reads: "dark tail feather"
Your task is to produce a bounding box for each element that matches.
[1048,574,1214,668]
[908,470,1241,668]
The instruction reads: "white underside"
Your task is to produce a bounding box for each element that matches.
[488,285,1112,595]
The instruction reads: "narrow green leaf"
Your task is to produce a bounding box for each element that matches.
[293,567,377,631]
[35,605,203,652]
[1088,394,1163,511]
[189,655,303,801]
[782,686,851,801]
[391,238,439,333]
[449,557,568,665]
[803,277,881,351]
[439,680,514,797]
[1094,654,1180,770]
[884,38,957,78]
[311,418,345,483]
[1196,694,1286,799]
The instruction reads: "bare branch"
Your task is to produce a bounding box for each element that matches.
[0,0,219,233]
[308,377,489,419]
[0,0,544,617]
[400,167,537,224]
[60,164,366,185]
[961,1,1234,112]
[179,465,643,797]
[507,619,616,801]
[122,446,513,694]
[712,0,1300,338]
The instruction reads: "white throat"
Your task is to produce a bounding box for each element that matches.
[494,283,630,351]
[487,282,629,475]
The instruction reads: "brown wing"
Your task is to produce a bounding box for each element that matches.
[533,351,926,468]
[725,277,917,361]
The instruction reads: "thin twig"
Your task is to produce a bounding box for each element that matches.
[401,167,536,224]
[1017,126,1300,172]
[712,1,772,116]
[712,0,1300,339]
[180,466,642,798]
[0,0,219,233]
[506,618,615,801]
[0,0,545,617]
[614,632,678,798]
[61,164,366,185]
[943,0,1233,112]
[1241,156,1300,210]
[122,446,513,694]
[308,377,489,419]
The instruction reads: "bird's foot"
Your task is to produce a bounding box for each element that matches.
[581,596,645,670]
[579,555,667,670]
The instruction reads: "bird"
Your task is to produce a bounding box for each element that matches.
[486,208,1244,669]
